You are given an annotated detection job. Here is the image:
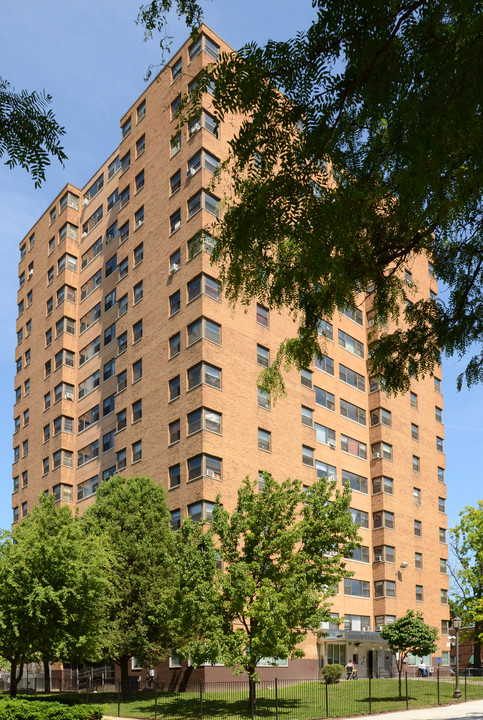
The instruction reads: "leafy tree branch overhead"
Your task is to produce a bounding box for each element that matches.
[0,79,66,187]
[138,0,483,393]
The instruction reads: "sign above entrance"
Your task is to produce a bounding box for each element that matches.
[344,631,384,642]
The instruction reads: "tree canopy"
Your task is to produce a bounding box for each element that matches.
[380,610,438,697]
[450,501,483,668]
[0,78,66,187]
[138,0,483,393]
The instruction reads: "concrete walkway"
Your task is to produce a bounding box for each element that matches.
[344,698,483,719]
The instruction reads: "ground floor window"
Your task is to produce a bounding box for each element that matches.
[327,644,347,666]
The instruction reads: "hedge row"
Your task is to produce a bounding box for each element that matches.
[0,699,103,720]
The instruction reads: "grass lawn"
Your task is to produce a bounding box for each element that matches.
[97,677,483,719]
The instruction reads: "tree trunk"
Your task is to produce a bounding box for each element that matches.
[119,655,131,699]
[43,659,51,693]
[397,660,403,700]
[9,658,24,698]
[474,621,482,669]
[247,668,257,719]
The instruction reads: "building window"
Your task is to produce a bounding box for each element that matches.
[134,206,144,230]
[81,269,102,301]
[257,345,269,367]
[256,304,269,327]
[413,455,420,472]
[441,620,449,635]
[258,388,270,410]
[133,281,143,305]
[374,545,395,563]
[187,317,221,346]
[133,359,143,382]
[342,470,368,494]
[439,527,446,543]
[78,405,100,433]
[80,303,101,334]
[170,290,181,316]
[132,399,142,423]
[187,231,215,258]
[411,423,419,441]
[301,406,314,427]
[440,558,447,573]
[189,33,219,61]
[171,132,181,157]
[103,360,115,382]
[53,449,73,469]
[413,487,421,505]
[338,329,364,358]
[375,580,396,598]
[77,475,99,502]
[344,579,370,598]
[415,552,423,569]
[188,453,222,481]
[118,331,128,354]
[169,332,181,358]
[317,319,333,340]
[188,273,220,302]
[137,99,146,122]
[438,496,446,513]
[121,117,131,139]
[117,448,127,470]
[301,369,313,388]
[169,419,181,445]
[314,353,334,376]
[415,585,424,602]
[117,370,127,393]
[339,364,365,391]
[188,189,219,218]
[370,407,391,427]
[258,428,271,452]
[371,441,392,461]
[436,436,444,452]
[350,507,369,529]
[169,464,181,489]
[77,440,99,467]
[373,510,394,529]
[315,423,336,447]
[187,362,221,390]
[79,336,101,366]
[133,320,143,343]
[188,407,221,435]
[169,375,181,401]
[172,57,182,81]
[341,434,366,459]
[104,322,117,347]
[414,520,422,537]
[434,376,442,393]
[132,440,142,463]
[340,398,366,425]
[350,546,370,563]
[188,500,216,524]
[302,445,315,466]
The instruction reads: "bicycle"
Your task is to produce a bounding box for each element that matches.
[144,673,161,691]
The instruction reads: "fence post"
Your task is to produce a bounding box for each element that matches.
[405,672,408,710]
[465,669,467,701]
[86,678,89,704]
[437,668,440,706]
[369,675,372,714]
[118,680,121,718]
[275,678,278,720]
[34,677,37,697]
[200,680,203,720]
[325,679,329,718]
[155,687,158,720]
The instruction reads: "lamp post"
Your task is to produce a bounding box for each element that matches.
[453,616,462,698]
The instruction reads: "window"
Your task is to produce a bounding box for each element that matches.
[413,455,420,472]
[117,448,127,470]
[169,332,181,358]
[17,328,23,345]
[342,470,368,494]
[55,349,75,370]
[314,353,334,376]
[441,620,449,635]
[338,329,364,358]
[82,206,103,238]
[188,453,221,481]
[187,273,220,302]
[13,506,19,523]
[317,319,333,340]
[339,305,363,326]
[415,552,423,569]
[53,449,73,469]
[13,446,20,463]
[105,289,117,313]
[315,423,336,447]
[103,394,115,417]
[119,257,128,279]
[169,419,181,444]
[80,302,101,333]
[132,399,142,423]
[81,237,102,269]
[258,387,270,410]
[349,507,369,529]
[436,436,444,452]
[107,188,119,212]
[188,189,219,218]
[414,520,422,537]
[172,57,182,81]
[22,440,29,457]
[374,545,395,563]
[44,391,51,410]
[373,511,394,529]
[21,502,28,518]
[187,317,221,346]
[169,375,181,401]
[115,331,127,355]
[77,440,100,467]
[133,320,143,343]
[171,132,181,156]
[416,585,424,602]
[302,445,315,466]
[136,134,145,157]
[188,501,216,523]
[79,336,101,366]
[411,423,419,441]
[187,231,216,258]
[188,362,221,390]
[79,369,100,399]
[339,364,365,391]
[170,209,181,234]
[171,94,181,119]
[438,466,445,483]
[135,206,144,229]
[133,170,144,194]
[439,527,446,543]
[344,579,370,598]
[170,464,181,488]
[78,404,100,433]
[118,220,129,244]
[170,508,181,530]
[258,428,271,452]
[134,243,143,266]
[435,406,443,423]
[301,405,314,427]
[77,475,99,501]
[105,252,118,277]
[85,174,104,203]
[55,316,75,338]
[405,269,412,284]
[133,281,143,304]
[13,476,19,492]
[14,416,20,434]
[348,546,370,563]
[375,581,396,598]
[340,398,366,425]
[169,290,181,316]
[81,269,102,301]
[438,496,446,513]
[440,558,447,573]
[133,358,143,382]
[256,304,269,327]
[370,408,391,427]
[137,99,146,122]
[314,386,335,411]
[301,369,313,388]
[257,345,269,367]
[18,300,24,317]
[25,349,30,366]
[372,441,392,461]
[434,376,442,393]
[103,431,115,453]
[117,370,127,393]
[121,117,131,139]
[413,487,421,505]
[188,407,221,435]
[341,434,367,459]
[132,440,142,463]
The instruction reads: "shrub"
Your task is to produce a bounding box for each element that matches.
[0,699,104,720]
[322,663,344,684]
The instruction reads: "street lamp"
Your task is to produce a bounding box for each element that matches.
[452,616,462,698]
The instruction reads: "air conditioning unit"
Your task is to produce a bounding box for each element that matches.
[375,625,382,632]
[173,221,180,231]
[64,391,74,400]
[68,201,77,209]
[362,626,372,632]
[28,269,34,277]
[187,167,197,177]
[169,262,180,274]
[206,469,215,478]
[82,231,88,238]
[135,220,143,229]
[328,440,336,449]
[82,198,89,207]
[374,557,383,563]
[372,452,381,460]
[191,123,201,134]
[327,474,337,483]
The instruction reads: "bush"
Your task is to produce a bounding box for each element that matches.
[0,699,104,720]
[322,663,344,684]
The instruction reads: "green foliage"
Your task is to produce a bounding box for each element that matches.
[138,0,483,392]
[451,501,483,665]
[84,476,177,676]
[0,78,66,187]
[0,698,103,720]
[185,473,359,678]
[380,611,438,697]
[321,663,344,684]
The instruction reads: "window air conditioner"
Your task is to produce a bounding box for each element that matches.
[135,220,143,229]
[374,557,383,563]
[82,231,88,238]
[362,626,372,632]
[327,474,337,483]
[174,221,180,231]
[82,198,89,207]
[206,469,215,478]
[375,625,382,632]
[68,201,77,209]
[192,123,201,133]
[64,391,74,400]
[28,269,34,277]
[372,452,381,460]
[187,167,197,177]
[169,262,180,274]
[328,440,336,449]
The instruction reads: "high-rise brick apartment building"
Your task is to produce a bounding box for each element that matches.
[12,26,449,680]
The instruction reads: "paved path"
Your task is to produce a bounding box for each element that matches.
[344,698,483,719]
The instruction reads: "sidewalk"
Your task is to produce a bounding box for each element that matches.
[344,698,483,719]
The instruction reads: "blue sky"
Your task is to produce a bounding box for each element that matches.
[0,1,481,537]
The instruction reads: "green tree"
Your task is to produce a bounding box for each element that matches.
[138,0,482,393]
[450,502,483,668]
[184,474,359,711]
[0,495,110,697]
[84,476,178,695]
[380,611,438,698]
[0,78,66,187]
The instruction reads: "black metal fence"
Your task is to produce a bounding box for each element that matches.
[6,671,483,719]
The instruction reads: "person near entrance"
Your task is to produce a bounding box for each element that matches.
[345,660,355,679]
[418,660,429,677]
